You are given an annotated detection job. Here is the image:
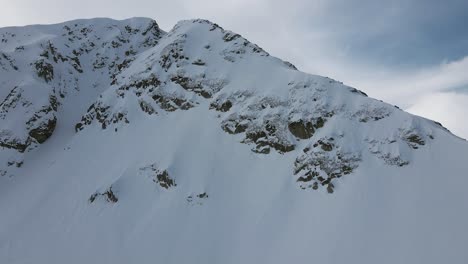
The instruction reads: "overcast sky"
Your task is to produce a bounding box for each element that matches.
[2,0,467,138]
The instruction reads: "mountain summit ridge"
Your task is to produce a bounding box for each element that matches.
[1,17,467,264]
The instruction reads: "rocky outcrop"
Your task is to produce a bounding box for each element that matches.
[75,102,129,131]
[294,137,361,192]
[139,163,177,190]
[187,192,209,205]
[28,117,57,144]
[1,90,57,154]
[89,186,118,203]
[34,60,54,82]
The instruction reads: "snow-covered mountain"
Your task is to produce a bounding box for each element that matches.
[1,18,467,264]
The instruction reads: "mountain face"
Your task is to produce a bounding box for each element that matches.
[1,18,467,264]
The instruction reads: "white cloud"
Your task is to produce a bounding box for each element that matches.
[407,92,468,139]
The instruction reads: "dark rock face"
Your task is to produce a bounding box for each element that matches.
[288,120,314,139]
[243,127,295,154]
[217,94,298,154]
[75,102,129,131]
[0,139,29,153]
[139,163,177,190]
[294,139,361,192]
[105,188,119,203]
[1,90,58,154]
[192,59,206,66]
[28,117,57,144]
[151,94,194,112]
[210,100,232,112]
[223,32,241,42]
[139,100,157,115]
[314,139,334,152]
[155,170,176,189]
[405,134,425,149]
[89,187,118,203]
[0,86,21,115]
[34,60,54,82]
[221,119,248,134]
[171,74,211,99]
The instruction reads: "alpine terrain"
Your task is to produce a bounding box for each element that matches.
[1,18,468,264]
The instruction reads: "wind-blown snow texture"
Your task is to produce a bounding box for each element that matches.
[1,18,468,264]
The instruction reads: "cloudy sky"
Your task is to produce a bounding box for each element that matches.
[2,0,467,138]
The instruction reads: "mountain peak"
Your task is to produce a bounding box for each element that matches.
[1,17,468,264]
[0,16,460,184]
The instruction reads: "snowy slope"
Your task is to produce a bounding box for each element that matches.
[1,18,468,264]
